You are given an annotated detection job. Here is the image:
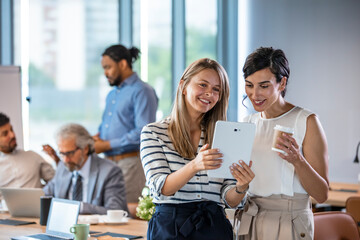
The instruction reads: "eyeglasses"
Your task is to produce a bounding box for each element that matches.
[58,147,80,158]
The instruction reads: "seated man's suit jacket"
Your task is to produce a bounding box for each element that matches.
[43,153,128,214]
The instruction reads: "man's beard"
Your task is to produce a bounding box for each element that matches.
[0,138,17,153]
[65,155,85,172]
[109,75,122,87]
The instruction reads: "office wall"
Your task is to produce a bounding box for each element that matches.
[243,0,360,183]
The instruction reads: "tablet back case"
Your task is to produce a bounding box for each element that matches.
[207,121,256,179]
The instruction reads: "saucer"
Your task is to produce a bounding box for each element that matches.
[78,214,100,225]
[102,217,129,225]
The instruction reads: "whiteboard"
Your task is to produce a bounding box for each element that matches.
[0,66,23,149]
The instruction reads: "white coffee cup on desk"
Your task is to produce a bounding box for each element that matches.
[107,210,128,222]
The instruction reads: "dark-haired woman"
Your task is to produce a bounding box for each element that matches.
[237,47,329,240]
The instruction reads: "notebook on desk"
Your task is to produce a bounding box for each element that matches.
[12,198,81,240]
[0,187,44,218]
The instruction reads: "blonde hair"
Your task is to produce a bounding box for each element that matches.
[168,58,230,159]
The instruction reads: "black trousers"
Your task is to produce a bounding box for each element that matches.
[147,201,233,240]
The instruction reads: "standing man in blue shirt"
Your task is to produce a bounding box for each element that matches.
[94,44,158,203]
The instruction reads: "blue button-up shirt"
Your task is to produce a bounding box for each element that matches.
[99,73,158,156]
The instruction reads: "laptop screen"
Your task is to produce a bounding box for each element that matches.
[46,198,80,238]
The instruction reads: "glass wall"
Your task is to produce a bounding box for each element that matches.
[11,0,232,151]
[185,0,217,66]
[25,0,118,150]
[133,0,172,119]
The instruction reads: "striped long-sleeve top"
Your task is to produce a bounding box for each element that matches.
[140,118,237,206]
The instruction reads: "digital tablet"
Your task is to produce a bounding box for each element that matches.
[207,121,256,179]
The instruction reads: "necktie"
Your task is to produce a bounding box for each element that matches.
[72,172,83,201]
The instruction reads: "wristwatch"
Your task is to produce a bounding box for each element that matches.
[235,186,249,194]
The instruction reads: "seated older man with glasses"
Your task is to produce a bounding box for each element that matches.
[43,123,128,214]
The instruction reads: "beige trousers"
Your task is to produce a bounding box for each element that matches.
[116,154,146,203]
[235,193,313,240]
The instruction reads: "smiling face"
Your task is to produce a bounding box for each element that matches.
[245,68,286,113]
[0,123,17,153]
[182,68,221,119]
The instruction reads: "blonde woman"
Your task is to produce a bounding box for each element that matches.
[141,58,254,240]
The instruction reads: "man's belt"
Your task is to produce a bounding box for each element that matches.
[107,151,139,162]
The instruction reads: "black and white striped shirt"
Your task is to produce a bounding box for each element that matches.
[140,118,236,205]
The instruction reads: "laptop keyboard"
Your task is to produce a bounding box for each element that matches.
[28,234,72,240]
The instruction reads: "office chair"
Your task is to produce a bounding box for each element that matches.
[346,196,360,231]
[314,211,360,240]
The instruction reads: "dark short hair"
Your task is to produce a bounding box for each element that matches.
[243,47,290,97]
[0,112,10,127]
[102,44,141,69]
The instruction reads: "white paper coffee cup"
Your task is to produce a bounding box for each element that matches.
[271,125,294,154]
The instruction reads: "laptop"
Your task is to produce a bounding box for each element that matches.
[0,187,44,218]
[12,198,81,240]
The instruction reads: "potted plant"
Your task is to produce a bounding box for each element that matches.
[136,187,155,221]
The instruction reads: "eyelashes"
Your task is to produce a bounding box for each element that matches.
[245,85,269,89]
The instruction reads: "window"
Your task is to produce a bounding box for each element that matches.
[11,0,238,150]
[133,0,172,119]
[25,0,119,149]
[185,0,217,65]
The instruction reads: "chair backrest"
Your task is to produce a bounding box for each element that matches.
[346,196,360,230]
[314,211,360,240]
[127,202,141,220]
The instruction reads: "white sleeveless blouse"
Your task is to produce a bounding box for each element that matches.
[243,106,314,197]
